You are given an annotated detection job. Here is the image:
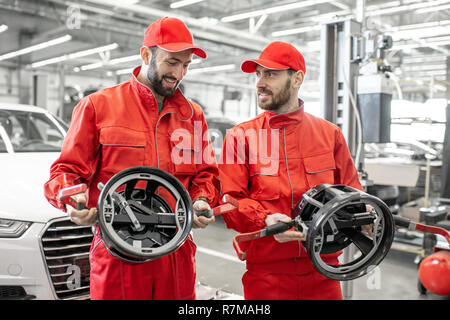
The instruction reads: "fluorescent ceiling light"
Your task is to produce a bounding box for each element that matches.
[116,67,134,75]
[272,25,321,37]
[75,56,201,72]
[221,0,333,22]
[402,64,446,71]
[170,0,204,9]
[391,26,450,41]
[394,39,450,50]
[114,0,139,4]
[0,34,72,62]
[416,3,450,13]
[366,0,450,16]
[0,24,8,33]
[77,54,140,71]
[188,64,235,74]
[31,43,119,68]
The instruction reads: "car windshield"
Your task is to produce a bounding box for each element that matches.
[0,110,64,152]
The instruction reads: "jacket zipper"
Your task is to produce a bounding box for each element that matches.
[282,128,301,258]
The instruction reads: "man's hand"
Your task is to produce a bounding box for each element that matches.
[265,213,305,243]
[362,204,374,237]
[192,199,215,229]
[66,192,98,226]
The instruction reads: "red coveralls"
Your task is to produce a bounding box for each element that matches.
[219,100,362,300]
[44,67,219,300]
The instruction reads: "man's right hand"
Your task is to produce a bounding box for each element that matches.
[265,213,305,243]
[66,192,98,226]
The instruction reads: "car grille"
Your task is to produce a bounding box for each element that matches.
[41,218,94,300]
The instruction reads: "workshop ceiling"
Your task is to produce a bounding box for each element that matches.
[0,0,449,96]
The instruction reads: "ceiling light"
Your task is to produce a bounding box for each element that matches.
[77,54,140,71]
[366,0,450,16]
[0,24,8,33]
[76,55,201,72]
[272,25,321,37]
[221,0,333,23]
[0,34,72,62]
[391,26,450,41]
[114,0,139,4]
[31,43,118,68]
[116,67,134,75]
[415,3,450,13]
[188,64,235,74]
[393,39,450,50]
[170,0,204,9]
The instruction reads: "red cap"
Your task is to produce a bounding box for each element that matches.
[241,41,306,74]
[143,17,207,59]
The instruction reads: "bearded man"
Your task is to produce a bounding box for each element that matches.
[44,17,219,300]
[218,41,364,300]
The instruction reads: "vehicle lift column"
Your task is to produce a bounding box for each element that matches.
[319,18,362,300]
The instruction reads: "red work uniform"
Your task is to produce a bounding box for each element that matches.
[219,100,362,300]
[44,66,220,300]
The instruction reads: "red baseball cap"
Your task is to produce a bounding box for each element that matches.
[143,17,207,59]
[241,41,306,74]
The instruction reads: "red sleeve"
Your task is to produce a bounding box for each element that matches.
[188,111,220,207]
[334,129,363,191]
[218,128,270,233]
[43,96,100,211]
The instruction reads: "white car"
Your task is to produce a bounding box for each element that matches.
[0,103,93,300]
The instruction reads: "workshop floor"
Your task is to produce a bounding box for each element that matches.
[193,217,449,300]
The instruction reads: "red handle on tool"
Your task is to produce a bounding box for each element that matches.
[196,194,239,218]
[233,221,296,260]
[416,223,450,244]
[394,215,450,244]
[233,231,263,261]
[58,184,88,210]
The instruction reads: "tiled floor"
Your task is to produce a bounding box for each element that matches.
[193,218,449,300]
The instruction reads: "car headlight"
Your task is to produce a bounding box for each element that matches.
[0,218,32,238]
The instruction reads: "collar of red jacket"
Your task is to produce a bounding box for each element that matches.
[130,66,194,120]
[267,99,305,130]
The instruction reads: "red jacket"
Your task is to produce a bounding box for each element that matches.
[44,67,220,299]
[219,101,362,274]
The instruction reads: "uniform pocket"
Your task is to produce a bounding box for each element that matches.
[99,127,146,174]
[249,160,280,201]
[170,135,200,175]
[303,152,336,188]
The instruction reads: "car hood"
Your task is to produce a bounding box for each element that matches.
[0,153,68,223]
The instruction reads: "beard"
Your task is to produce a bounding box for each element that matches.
[146,57,180,97]
[257,78,291,111]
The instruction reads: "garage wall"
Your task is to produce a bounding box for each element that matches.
[0,66,21,104]
[0,66,116,116]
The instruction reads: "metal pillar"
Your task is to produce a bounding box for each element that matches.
[441,56,450,199]
[319,19,362,160]
[319,19,363,300]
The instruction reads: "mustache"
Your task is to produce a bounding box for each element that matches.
[257,89,272,95]
[163,75,178,82]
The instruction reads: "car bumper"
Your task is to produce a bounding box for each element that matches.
[0,222,55,299]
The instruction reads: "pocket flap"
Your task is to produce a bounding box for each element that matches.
[303,152,336,174]
[100,127,146,146]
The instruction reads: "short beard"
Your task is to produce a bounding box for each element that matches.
[258,78,292,111]
[146,52,179,97]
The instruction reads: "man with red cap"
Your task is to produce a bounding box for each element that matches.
[44,17,220,300]
[218,41,363,299]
